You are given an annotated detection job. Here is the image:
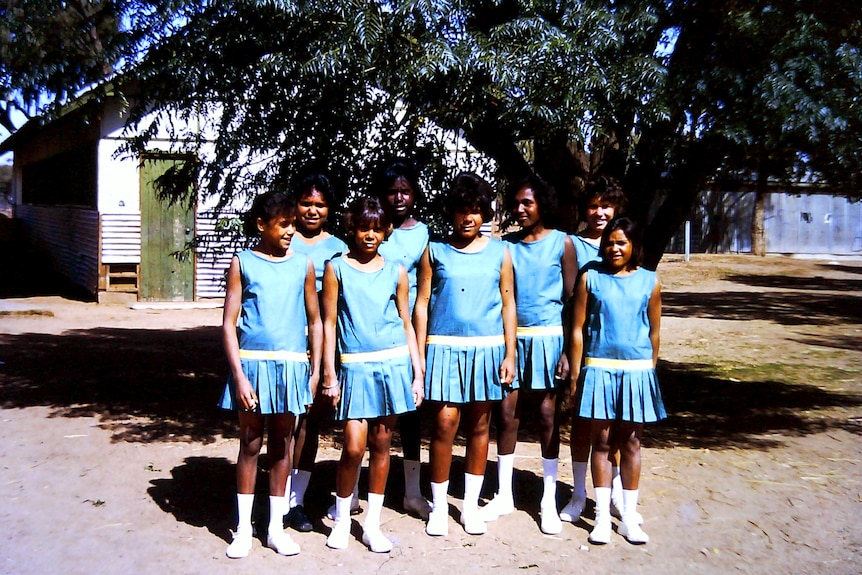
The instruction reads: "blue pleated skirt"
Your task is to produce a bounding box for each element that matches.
[219,358,312,415]
[425,343,506,403]
[336,355,416,420]
[514,334,564,391]
[576,365,667,423]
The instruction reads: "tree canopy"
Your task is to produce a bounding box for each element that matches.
[3,0,861,264]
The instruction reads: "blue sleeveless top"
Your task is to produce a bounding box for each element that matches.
[330,256,408,353]
[292,234,347,292]
[427,238,507,337]
[584,266,657,361]
[571,234,601,271]
[378,222,429,312]
[219,249,312,414]
[235,250,309,352]
[506,229,567,327]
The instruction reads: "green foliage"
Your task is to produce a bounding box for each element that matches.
[3,0,860,262]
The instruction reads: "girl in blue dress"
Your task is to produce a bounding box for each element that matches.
[321,197,425,553]
[374,160,432,520]
[482,176,576,535]
[219,191,323,558]
[285,174,347,532]
[560,176,632,525]
[569,216,666,545]
[414,172,517,537]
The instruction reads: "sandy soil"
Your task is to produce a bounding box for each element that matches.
[1,254,860,574]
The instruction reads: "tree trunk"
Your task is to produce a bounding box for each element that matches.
[751,172,768,256]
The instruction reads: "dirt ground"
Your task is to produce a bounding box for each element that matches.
[1,254,860,575]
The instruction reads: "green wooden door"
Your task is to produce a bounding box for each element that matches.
[140,157,194,301]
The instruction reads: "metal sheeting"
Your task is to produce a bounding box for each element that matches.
[766,194,862,255]
[101,213,142,263]
[18,205,100,294]
[195,211,241,298]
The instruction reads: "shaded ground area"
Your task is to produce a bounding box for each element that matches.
[1,254,861,574]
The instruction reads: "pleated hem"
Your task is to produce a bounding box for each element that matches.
[514,334,563,391]
[218,359,311,415]
[425,343,505,403]
[576,366,667,423]
[335,357,416,420]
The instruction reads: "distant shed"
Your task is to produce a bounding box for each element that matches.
[0,94,234,302]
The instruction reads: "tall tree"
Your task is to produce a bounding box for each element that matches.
[4,1,861,263]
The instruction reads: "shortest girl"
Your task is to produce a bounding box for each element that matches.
[569,217,666,545]
[322,196,425,552]
[219,191,322,558]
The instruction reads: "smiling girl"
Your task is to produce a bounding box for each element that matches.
[219,191,322,558]
[568,216,666,545]
[321,196,424,553]
[413,172,517,537]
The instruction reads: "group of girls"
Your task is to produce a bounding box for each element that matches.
[219,163,666,558]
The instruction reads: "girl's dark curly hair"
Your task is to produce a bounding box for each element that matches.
[505,174,559,228]
[600,216,643,269]
[372,159,423,204]
[342,196,392,242]
[443,172,493,221]
[296,173,338,208]
[580,175,627,219]
[242,191,296,238]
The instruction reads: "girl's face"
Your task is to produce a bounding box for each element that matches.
[296,188,329,233]
[352,221,386,258]
[603,228,633,272]
[585,196,616,234]
[452,206,483,240]
[382,176,415,220]
[512,186,541,230]
[257,212,296,254]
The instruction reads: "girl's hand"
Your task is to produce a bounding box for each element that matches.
[411,377,425,409]
[554,353,570,382]
[321,379,340,408]
[235,376,258,412]
[568,371,580,403]
[307,371,320,401]
[499,357,516,388]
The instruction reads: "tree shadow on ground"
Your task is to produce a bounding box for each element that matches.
[725,273,862,293]
[649,361,862,450]
[663,290,862,325]
[0,326,233,443]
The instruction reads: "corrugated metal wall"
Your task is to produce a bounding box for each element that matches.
[765,194,862,255]
[195,211,241,298]
[18,204,100,294]
[666,191,862,256]
[101,213,141,263]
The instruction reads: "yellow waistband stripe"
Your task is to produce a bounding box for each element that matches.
[517,326,564,337]
[426,335,505,347]
[340,345,410,363]
[240,349,309,362]
[584,357,654,370]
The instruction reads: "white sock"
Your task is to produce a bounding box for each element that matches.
[463,473,485,515]
[430,480,449,513]
[572,461,588,499]
[334,494,352,524]
[403,459,422,500]
[594,486,611,520]
[268,495,286,534]
[284,473,292,500]
[290,469,311,508]
[541,458,558,508]
[364,492,385,531]
[236,493,254,534]
[622,489,640,522]
[496,453,515,501]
